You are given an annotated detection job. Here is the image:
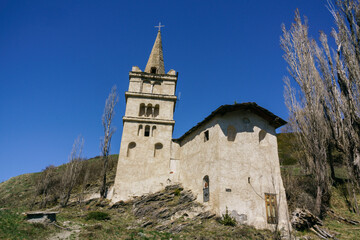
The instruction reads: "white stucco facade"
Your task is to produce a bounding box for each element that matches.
[112,30,290,232]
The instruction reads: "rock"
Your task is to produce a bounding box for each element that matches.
[108,200,127,209]
[154,224,168,231]
[170,222,191,233]
[165,184,183,191]
[95,199,110,207]
[178,190,196,204]
[196,211,216,220]
[134,204,157,218]
[130,184,214,231]
[153,207,173,219]
[141,221,154,228]
[117,208,126,214]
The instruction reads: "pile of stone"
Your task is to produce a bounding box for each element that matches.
[111,184,215,233]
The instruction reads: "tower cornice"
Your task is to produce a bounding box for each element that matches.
[125,91,177,101]
[123,116,175,125]
[129,71,178,81]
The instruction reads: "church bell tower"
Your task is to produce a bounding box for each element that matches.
[112,27,178,201]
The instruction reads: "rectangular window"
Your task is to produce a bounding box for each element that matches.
[204,130,209,142]
[265,193,278,224]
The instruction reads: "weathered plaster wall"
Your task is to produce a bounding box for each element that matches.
[175,117,222,213]
[216,111,290,231]
[113,120,173,202]
[176,110,290,231]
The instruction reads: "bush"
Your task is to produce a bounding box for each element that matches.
[86,211,110,221]
[174,188,182,196]
[219,207,236,226]
[282,169,317,213]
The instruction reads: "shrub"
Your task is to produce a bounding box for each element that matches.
[86,211,110,221]
[174,188,182,196]
[219,207,236,226]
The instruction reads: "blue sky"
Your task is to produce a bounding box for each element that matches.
[0,0,334,181]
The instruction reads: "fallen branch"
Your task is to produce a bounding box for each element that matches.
[309,227,327,239]
[327,209,360,225]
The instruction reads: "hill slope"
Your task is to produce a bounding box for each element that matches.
[1,136,360,239]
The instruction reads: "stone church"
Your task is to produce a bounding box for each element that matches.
[112,29,290,231]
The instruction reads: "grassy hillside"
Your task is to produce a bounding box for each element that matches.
[0,155,119,209]
[1,136,360,239]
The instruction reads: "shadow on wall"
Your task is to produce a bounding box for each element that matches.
[176,111,276,147]
[217,114,254,138]
[217,113,276,141]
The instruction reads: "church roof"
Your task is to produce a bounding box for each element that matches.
[173,102,287,142]
[145,30,165,74]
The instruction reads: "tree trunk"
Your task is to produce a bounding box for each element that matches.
[352,186,359,215]
[60,189,72,207]
[100,156,108,198]
[314,185,323,217]
[328,145,336,182]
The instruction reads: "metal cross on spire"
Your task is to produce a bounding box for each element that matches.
[155,22,165,31]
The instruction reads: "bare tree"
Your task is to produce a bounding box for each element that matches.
[281,11,332,216]
[100,85,118,198]
[31,165,58,209]
[281,0,360,215]
[59,135,84,207]
[79,167,90,205]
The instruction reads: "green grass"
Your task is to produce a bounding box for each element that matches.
[86,211,110,221]
[277,133,300,165]
[0,209,57,240]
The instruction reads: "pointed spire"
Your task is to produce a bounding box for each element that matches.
[145,30,165,74]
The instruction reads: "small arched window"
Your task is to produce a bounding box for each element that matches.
[154,143,163,157]
[152,126,157,137]
[139,103,145,116]
[151,67,157,74]
[227,125,236,142]
[138,125,143,136]
[259,130,267,144]
[144,125,150,137]
[203,175,210,202]
[154,105,160,117]
[146,104,153,117]
[127,142,136,157]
